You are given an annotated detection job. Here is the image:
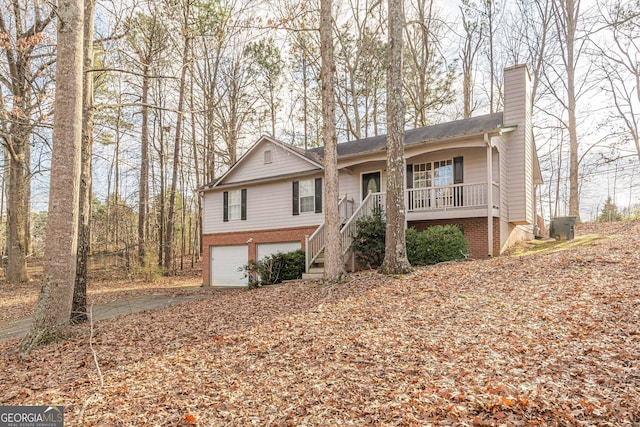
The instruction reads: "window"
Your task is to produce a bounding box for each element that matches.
[412,160,455,188]
[293,178,322,215]
[408,158,462,210]
[433,159,453,187]
[264,150,272,164]
[223,189,247,221]
[299,179,315,213]
[228,190,242,220]
[413,163,432,188]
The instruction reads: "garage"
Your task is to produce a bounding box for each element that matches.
[256,242,301,261]
[210,245,248,287]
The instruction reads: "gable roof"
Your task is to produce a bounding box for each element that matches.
[307,112,504,160]
[201,113,511,191]
[200,134,324,191]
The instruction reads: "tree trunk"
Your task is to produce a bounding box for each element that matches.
[165,19,191,273]
[553,0,581,220]
[566,1,580,220]
[20,0,84,351]
[189,71,202,262]
[138,64,150,265]
[320,0,344,283]
[6,143,29,283]
[158,98,166,267]
[1,6,56,283]
[72,0,96,324]
[380,0,412,275]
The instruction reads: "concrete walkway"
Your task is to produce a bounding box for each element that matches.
[0,292,214,342]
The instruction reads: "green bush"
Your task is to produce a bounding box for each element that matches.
[405,227,420,264]
[351,208,386,269]
[406,225,468,266]
[280,249,306,280]
[350,213,468,269]
[241,249,305,288]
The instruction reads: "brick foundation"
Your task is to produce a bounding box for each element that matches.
[203,218,501,284]
[201,226,319,286]
[408,217,500,259]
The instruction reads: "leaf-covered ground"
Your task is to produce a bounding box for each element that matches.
[1,221,639,426]
[0,275,205,326]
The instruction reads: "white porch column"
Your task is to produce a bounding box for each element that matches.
[485,133,494,257]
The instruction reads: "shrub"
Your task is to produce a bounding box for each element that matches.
[132,244,162,281]
[280,249,306,280]
[405,227,420,264]
[350,213,468,269]
[241,249,305,288]
[351,208,386,269]
[406,225,468,266]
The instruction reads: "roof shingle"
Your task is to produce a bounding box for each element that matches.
[308,112,504,159]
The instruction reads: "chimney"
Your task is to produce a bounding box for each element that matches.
[503,65,535,226]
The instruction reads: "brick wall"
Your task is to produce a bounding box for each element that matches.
[201,226,318,286]
[408,217,500,259]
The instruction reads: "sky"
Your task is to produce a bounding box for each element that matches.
[24,0,640,223]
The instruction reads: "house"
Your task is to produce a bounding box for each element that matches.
[200,64,542,287]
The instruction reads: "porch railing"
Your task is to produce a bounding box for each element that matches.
[492,181,500,209]
[305,182,499,273]
[406,182,491,212]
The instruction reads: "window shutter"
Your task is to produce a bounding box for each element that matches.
[292,181,299,215]
[406,164,413,189]
[454,157,464,184]
[223,191,229,222]
[314,178,322,213]
[453,157,464,207]
[241,189,247,220]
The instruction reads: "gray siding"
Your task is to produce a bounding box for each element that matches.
[223,140,320,184]
[504,65,534,224]
[203,175,324,234]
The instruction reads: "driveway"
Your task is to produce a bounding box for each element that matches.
[0,292,215,341]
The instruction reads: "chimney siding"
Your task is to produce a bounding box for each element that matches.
[503,65,534,225]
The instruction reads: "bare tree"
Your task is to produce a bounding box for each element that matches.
[550,0,583,219]
[245,37,284,137]
[283,19,322,149]
[20,0,84,351]
[0,2,56,283]
[72,0,97,324]
[597,0,640,161]
[320,0,344,283]
[126,11,169,265]
[459,0,484,118]
[483,0,500,113]
[380,0,411,275]
[165,0,194,273]
[333,0,386,140]
[404,0,457,127]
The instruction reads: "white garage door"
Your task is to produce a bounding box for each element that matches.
[210,245,248,287]
[256,242,301,261]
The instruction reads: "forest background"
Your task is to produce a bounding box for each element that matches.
[1,0,639,281]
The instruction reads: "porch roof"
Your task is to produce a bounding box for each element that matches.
[307,112,504,160]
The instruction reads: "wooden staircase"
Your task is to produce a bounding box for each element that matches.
[302,252,325,280]
[304,191,384,280]
[302,251,355,280]
[304,194,355,279]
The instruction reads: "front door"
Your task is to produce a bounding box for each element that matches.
[362,172,381,200]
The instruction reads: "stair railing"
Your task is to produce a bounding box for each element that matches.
[339,191,385,266]
[305,193,352,272]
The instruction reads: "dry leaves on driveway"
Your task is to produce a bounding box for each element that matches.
[1,221,639,425]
